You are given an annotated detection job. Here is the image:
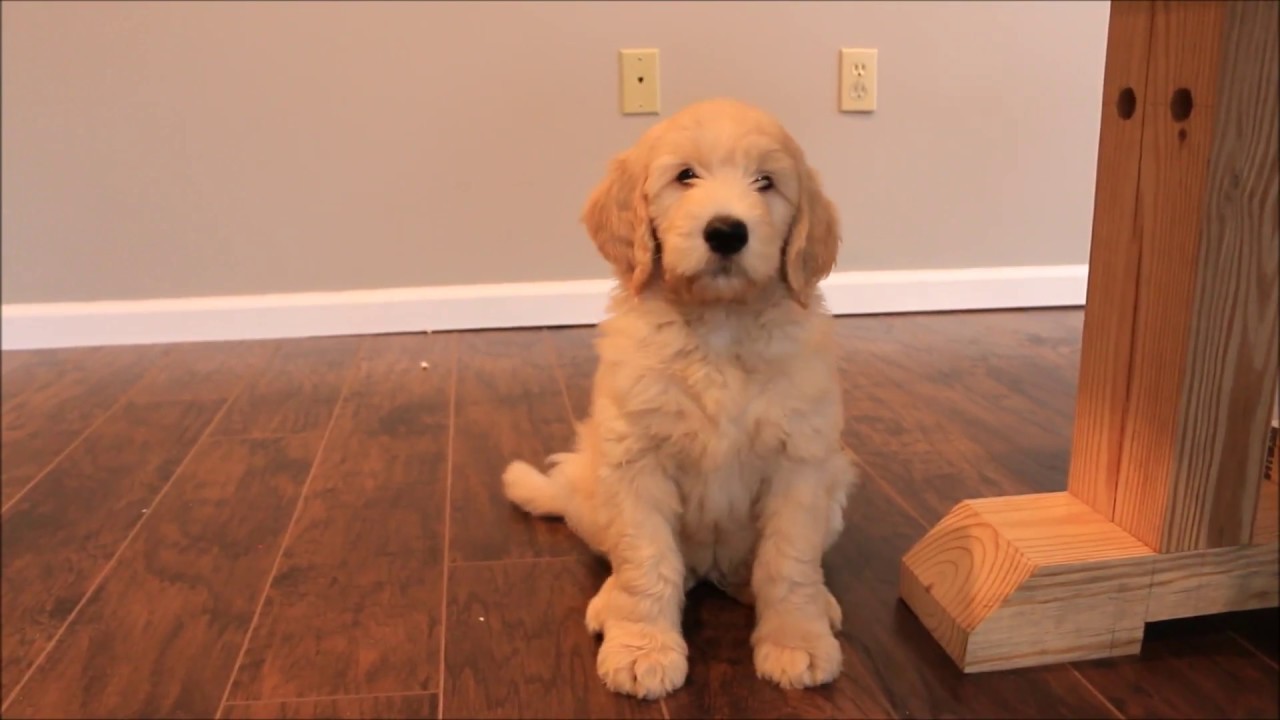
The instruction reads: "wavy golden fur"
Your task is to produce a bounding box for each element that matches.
[502,98,858,699]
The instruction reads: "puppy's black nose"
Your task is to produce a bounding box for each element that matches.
[703,216,748,256]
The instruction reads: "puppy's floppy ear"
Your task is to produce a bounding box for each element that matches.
[783,161,841,306]
[581,148,656,293]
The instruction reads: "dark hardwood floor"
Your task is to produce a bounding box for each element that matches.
[1,310,1275,719]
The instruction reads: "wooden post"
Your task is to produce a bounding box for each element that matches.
[899,0,1279,673]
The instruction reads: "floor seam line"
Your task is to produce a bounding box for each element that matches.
[212,338,367,719]
[436,334,461,720]
[1068,664,1125,720]
[0,350,248,714]
[0,350,169,517]
[543,328,582,423]
[223,689,439,706]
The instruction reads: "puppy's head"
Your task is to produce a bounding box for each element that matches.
[581,98,841,306]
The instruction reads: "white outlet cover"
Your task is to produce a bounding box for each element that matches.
[839,48,877,113]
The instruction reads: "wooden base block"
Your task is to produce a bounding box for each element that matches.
[900,492,1280,673]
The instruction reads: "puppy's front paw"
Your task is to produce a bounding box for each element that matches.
[752,620,842,690]
[596,622,688,700]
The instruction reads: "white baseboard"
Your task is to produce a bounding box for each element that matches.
[0,264,1087,350]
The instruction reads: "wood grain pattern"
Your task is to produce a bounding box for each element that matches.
[1113,0,1227,551]
[901,492,1156,672]
[2,434,323,719]
[544,326,596,420]
[875,319,1075,474]
[967,557,1156,673]
[901,490,1279,673]
[1,344,165,505]
[819,469,1118,718]
[1067,0,1155,519]
[1098,0,1155,112]
[1144,1,1227,111]
[226,334,453,702]
[2,348,79,407]
[1166,0,1279,551]
[0,398,222,702]
[826,321,1123,714]
[212,336,363,437]
[129,340,280,403]
[899,310,1083,403]
[1146,542,1279,621]
[1073,616,1280,719]
[4,315,1278,717]
[449,330,585,563]
[668,579,896,719]
[442,556,665,719]
[222,693,438,719]
[833,313,1080,526]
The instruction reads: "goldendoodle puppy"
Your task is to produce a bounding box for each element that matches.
[503,97,857,700]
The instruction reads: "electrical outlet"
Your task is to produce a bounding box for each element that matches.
[619,48,660,115]
[839,48,877,112]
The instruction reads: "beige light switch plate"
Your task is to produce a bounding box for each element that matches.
[619,49,660,115]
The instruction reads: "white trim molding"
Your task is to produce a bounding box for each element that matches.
[1,264,1088,350]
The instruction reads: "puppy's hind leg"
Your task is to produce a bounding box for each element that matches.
[504,451,611,558]
[501,459,571,518]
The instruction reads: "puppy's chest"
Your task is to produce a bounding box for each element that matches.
[656,321,792,469]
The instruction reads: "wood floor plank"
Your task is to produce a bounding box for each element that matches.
[3,310,1275,717]
[130,340,280,403]
[832,312,1279,717]
[669,454,1114,718]
[442,557,663,719]
[837,355,1030,525]
[211,336,363,437]
[834,314,1079,525]
[839,311,1079,448]
[891,310,1083,427]
[1071,616,1280,719]
[2,348,79,405]
[823,468,1118,718]
[226,334,453,702]
[667,582,895,719]
[544,326,596,420]
[450,330,585,563]
[1,344,166,504]
[0,350,43,374]
[222,693,439,719]
[2,434,324,719]
[0,398,223,702]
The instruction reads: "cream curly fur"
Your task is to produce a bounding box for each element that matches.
[502,97,858,700]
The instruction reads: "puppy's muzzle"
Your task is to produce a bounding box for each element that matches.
[703,216,748,257]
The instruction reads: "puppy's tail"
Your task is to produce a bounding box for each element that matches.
[502,457,572,518]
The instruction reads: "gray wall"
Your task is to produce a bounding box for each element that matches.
[1,1,1109,304]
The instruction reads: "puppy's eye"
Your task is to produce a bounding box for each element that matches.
[676,168,699,185]
[754,174,775,191]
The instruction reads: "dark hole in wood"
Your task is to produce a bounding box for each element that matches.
[1178,128,1188,142]
[638,76,644,84]
[1116,87,1137,119]
[1170,88,1193,122]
